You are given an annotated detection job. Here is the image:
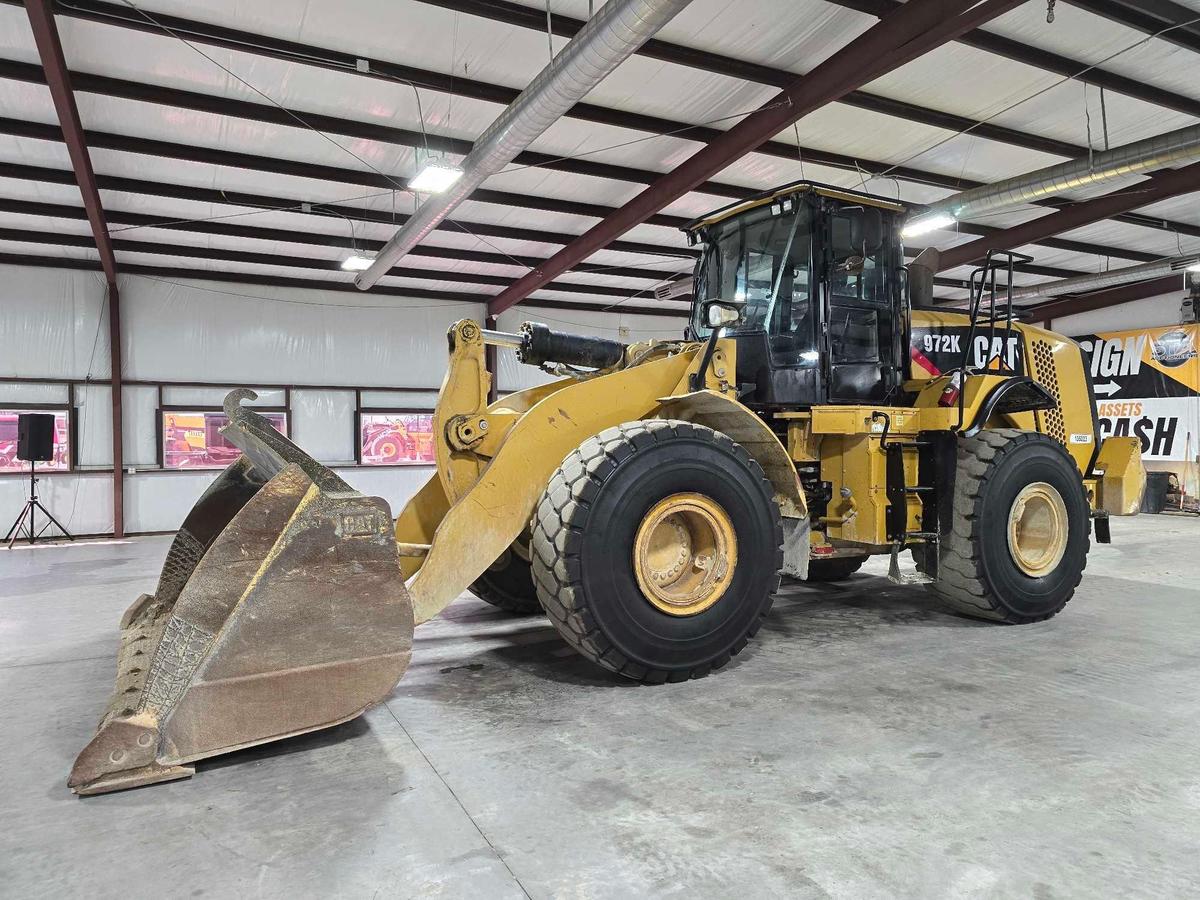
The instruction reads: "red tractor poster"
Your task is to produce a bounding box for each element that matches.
[360,413,435,465]
[163,411,287,469]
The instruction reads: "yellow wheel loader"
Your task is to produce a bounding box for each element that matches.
[70,181,1146,795]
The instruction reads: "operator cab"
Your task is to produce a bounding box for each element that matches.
[686,181,909,410]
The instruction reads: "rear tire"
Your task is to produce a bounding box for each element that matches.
[930,428,1089,623]
[469,550,542,614]
[805,556,866,582]
[531,421,782,684]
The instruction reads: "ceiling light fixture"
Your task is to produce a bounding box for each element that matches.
[341,253,376,271]
[409,159,464,194]
[901,213,957,239]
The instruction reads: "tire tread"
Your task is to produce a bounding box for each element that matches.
[929,428,1089,623]
[532,420,783,684]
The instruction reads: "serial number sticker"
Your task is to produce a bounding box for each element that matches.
[1069,433,1093,444]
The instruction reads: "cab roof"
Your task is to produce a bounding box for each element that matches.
[684,179,910,234]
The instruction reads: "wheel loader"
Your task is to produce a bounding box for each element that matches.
[69,181,1146,795]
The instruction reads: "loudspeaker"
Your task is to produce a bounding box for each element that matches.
[17,413,55,462]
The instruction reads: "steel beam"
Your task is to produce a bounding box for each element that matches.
[1,217,1079,295]
[22,3,115,282]
[488,0,1024,314]
[0,197,688,282]
[1023,274,1184,321]
[0,226,674,300]
[830,0,1200,118]
[12,0,1079,189]
[0,57,746,205]
[0,160,697,260]
[936,162,1200,272]
[421,0,1200,133]
[23,0,123,535]
[7,3,1197,248]
[1065,0,1200,56]
[4,117,1184,264]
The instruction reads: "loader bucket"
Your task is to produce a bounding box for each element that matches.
[69,390,414,795]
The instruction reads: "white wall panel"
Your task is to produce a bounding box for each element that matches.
[119,275,484,386]
[359,389,440,408]
[0,264,108,380]
[0,382,69,405]
[125,470,220,534]
[0,472,114,536]
[1052,291,1191,336]
[160,387,287,407]
[336,464,437,517]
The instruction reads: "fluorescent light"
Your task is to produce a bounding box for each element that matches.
[1188,262,1200,272]
[901,213,956,238]
[341,253,375,271]
[409,159,464,193]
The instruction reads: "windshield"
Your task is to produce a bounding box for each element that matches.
[690,202,813,359]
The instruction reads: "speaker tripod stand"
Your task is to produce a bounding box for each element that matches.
[5,461,73,549]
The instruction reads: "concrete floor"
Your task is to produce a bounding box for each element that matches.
[2,514,1199,899]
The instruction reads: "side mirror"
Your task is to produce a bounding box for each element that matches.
[702,299,744,329]
[848,207,884,256]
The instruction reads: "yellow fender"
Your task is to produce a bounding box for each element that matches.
[656,390,806,519]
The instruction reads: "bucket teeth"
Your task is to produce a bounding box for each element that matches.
[68,714,192,796]
[71,390,415,796]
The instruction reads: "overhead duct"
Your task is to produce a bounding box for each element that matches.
[354,0,695,291]
[904,123,1200,235]
[1010,255,1200,303]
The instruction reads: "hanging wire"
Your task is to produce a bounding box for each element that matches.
[792,123,806,181]
[114,0,410,195]
[545,0,555,64]
[485,99,790,178]
[874,13,1200,183]
[106,188,398,235]
[1099,86,1110,151]
[1084,83,1095,173]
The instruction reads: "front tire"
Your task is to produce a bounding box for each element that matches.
[470,549,541,614]
[531,421,782,684]
[931,429,1089,623]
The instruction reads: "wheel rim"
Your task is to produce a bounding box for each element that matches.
[632,493,737,616]
[1007,481,1069,577]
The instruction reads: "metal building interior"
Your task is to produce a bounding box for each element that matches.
[1,0,1199,896]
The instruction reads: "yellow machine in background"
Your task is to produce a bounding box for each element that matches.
[70,181,1145,795]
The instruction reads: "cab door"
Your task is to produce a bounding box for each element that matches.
[823,205,905,404]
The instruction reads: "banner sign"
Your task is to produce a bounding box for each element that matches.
[1072,325,1199,463]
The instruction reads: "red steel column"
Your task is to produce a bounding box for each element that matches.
[107,281,123,537]
[25,0,124,535]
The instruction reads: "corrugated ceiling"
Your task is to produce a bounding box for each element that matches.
[0,0,1196,314]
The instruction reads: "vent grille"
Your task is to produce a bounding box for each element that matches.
[1031,339,1066,444]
